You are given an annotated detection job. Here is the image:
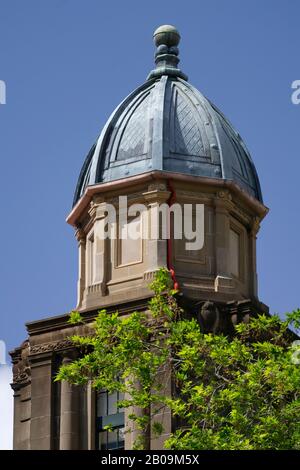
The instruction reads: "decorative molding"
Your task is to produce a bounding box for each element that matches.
[216,190,232,201]
[11,340,31,386]
[106,274,144,286]
[143,270,158,281]
[174,190,213,204]
[189,298,267,335]
[30,339,74,356]
[215,275,235,293]
[67,171,268,228]
[93,195,106,205]
[143,189,171,204]
[86,282,106,295]
[75,228,86,243]
[251,216,261,236]
[13,368,31,386]
[197,300,222,334]
[147,182,167,192]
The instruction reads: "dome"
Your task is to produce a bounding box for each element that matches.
[73,26,262,206]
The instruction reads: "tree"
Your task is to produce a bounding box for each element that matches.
[56,269,300,450]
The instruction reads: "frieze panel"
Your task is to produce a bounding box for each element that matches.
[30,339,74,355]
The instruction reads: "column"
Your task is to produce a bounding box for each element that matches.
[59,353,80,449]
[87,382,95,450]
[249,217,260,298]
[30,352,53,449]
[75,229,86,309]
[143,185,170,282]
[214,191,234,293]
[93,202,109,295]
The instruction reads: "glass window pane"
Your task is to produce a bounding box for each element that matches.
[118,427,125,448]
[99,431,107,450]
[108,391,118,415]
[107,430,118,449]
[95,391,125,450]
[97,392,107,417]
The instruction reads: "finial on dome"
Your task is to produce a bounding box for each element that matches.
[147,25,188,81]
[153,24,181,48]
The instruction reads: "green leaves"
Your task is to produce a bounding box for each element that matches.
[56,269,300,450]
[68,311,84,325]
[166,311,300,450]
[286,309,300,331]
[149,268,172,295]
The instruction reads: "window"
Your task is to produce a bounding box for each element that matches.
[96,390,125,450]
[229,229,240,277]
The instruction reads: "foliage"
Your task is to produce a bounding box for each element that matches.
[165,312,300,450]
[55,269,300,450]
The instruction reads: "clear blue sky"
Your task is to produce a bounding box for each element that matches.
[0,0,299,358]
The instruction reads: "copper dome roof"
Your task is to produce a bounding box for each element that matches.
[73,25,262,205]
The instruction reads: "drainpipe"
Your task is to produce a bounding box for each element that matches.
[167,180,179,291]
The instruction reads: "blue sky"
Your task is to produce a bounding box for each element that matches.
[0,0,300,362]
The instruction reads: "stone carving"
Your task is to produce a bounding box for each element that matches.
[197,301,223,334]
[229,300,252,327]
[216,190,232,201]
[30,339,74,355]
[11,338,78,387]
[11,340,31,386]
[190,298,258,335]
[13,368,31,385]
[75,228,86,242]
[174,189,212,201]
[251,216,261,236]
[143,270,158,281]
[147,182,167,192]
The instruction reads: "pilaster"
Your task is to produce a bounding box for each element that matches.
[214,191,234,293]
[59,353,80,449]
[143,183,170,281]
[29,352,53,450]
[75,228,86,309]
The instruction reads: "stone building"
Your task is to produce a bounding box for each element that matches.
[10,25,268,450]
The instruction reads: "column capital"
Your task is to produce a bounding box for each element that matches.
[75,228,86,243]
[250,216,261,236]
[88,200,110,221]
[143,189,171,204]
[214,190,233,212]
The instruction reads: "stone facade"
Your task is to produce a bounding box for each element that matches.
[10,297,268,450]
[69,173,267,311]
[10,171,268,450]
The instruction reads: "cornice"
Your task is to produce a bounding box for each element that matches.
[26,295,151,336]
[67,170,269,227]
